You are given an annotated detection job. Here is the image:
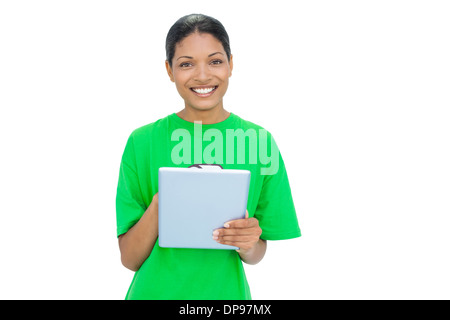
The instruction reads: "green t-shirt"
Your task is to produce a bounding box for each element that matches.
[116,112,301,300]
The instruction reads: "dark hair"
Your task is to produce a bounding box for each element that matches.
[165,13,231,68]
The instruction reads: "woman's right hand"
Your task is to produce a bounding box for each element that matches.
[118,192,159,271]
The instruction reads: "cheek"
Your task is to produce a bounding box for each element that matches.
[218,75,230,92]
[218,69,232,89]
[174,81,185,92]
[172,70,189,86]
[219,67,231,79]
[173,76,190,94]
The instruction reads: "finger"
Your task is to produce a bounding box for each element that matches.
[218,239,255,251]
[225,217,259,229]
[217,234,257,243]
[224,210,250,228]
[214,227,256,237]
[213,227,262,244]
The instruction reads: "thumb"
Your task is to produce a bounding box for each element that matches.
[224,210,249,228]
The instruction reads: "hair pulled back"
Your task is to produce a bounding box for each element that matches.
[165,14,231,67]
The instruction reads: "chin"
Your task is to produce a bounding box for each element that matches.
[186,101,222,112]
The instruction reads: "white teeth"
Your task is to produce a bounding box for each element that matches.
[192,87,216,94]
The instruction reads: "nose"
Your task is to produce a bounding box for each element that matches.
[193,64,212,83]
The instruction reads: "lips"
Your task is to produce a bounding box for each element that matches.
[190,86,218,97]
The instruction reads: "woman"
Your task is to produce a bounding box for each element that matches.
[116,13,300,300]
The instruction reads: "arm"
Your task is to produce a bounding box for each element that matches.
[237,238,267,265]
[213,211,267,265]
[118,193,159,271]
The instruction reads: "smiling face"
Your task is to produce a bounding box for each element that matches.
[165,32,233,113]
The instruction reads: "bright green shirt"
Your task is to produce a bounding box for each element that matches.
[116,112,301,300]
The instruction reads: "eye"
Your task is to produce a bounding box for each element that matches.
[179,62,193,68]
[210,59,223,65]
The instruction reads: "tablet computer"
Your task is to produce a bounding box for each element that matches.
[158,165,251,250]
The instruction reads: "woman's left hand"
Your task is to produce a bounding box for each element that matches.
[212,210,262,251]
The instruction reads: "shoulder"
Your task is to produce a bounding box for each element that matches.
[132,115,170,136]
[231,113,272,134]
[128,114,171,142]
[231,113,276,143]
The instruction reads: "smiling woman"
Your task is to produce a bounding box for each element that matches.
[116,13,301,300]
[166,32,233,122]
[164,14,233,124]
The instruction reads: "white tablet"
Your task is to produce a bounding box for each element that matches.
[158,165,251,250]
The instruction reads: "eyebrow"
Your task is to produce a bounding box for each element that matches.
[176,52,224,61]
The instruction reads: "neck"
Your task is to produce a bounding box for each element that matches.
[177,106,230,124]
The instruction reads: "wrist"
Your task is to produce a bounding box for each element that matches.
[237,239,266,265]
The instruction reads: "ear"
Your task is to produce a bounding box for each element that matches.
[165,60,175,82]
[228,54,233,77]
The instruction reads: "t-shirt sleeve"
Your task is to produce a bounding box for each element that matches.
[116,134,147,237]
[254,140,301,241]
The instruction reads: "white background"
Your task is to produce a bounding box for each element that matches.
[1,0,449,299]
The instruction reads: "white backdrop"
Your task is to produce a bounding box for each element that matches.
[1,0,449,299]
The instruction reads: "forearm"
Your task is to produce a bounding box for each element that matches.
[118,194,159,271]
[238,239,267,265]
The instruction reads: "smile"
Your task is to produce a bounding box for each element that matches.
[190,86,218,96]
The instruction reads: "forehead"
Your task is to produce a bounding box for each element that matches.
[175,32,225,57]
